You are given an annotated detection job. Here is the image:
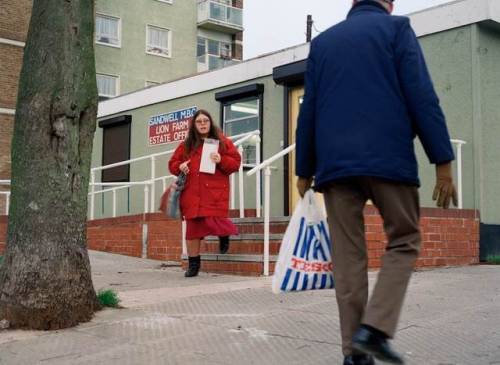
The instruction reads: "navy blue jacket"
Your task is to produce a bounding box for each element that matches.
[296,0,454,189]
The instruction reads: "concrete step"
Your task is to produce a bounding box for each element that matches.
[181,253,278,276]
[228,209,257,218]
[200,239,281,255]
[204,233,284,241]
[181,215,290,276]
[231,217,290,235]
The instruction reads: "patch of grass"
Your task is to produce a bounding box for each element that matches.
[97,289,121,308]
[486,255,500,265]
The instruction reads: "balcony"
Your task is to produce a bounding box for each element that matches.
[197,54,240,72]
[197,0,243,34]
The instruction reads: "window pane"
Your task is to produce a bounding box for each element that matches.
[207,39,219,55]
[223,98,260,165]
[97,74,118,97]
[197,37,206,57]
[147,26,170,56]
[224,99,259,123]
[96,15,119,46]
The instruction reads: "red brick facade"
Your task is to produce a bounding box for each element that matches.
[87,215,144,258]
[364,206,480,269]
[231,0,243,60]
[0,208,480,277]
[0,44,24,110]
[0,0,32,189]
[0,0,32,42]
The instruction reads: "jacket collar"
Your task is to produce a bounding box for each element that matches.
[347,1,390,18]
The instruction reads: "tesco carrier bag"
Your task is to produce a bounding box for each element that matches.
[272,189,334,294]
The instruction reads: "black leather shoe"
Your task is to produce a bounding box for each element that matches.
[184,256,200,277]
[352,326,404,364]
[219,236,230,254]
[343,354,375,365]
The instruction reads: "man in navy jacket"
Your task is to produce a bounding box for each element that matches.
[296,1,458,364]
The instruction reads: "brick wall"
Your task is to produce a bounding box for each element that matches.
[0,114,14,179]
[146,213,183,261]
[0,0,32,42]
[231,0,243,60]
[0,0,32,188]
[364,206,480,269]
[87,215,144,258]
[0,44,24,109]
[0,209,480,275]
[0,113,13,214]
[232,32,243,60]
[0,216,6,254]
[232,0,243,9]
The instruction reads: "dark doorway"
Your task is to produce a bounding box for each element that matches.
[99,115,131,182]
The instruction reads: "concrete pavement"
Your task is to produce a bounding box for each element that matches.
[0,250,499,365]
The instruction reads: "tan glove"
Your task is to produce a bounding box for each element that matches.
[433,162,458,209]
[297,177,313,198]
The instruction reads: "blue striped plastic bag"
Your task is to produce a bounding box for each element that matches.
[272,190,334,293]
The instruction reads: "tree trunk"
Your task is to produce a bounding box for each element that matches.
[0,0,100,329]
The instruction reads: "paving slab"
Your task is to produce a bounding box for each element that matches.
[0,251,499,365]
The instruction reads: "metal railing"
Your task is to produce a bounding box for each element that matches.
[197,54,240,72]
[450,139,466,209]
[88,130,261,220]
[248,139,467,276]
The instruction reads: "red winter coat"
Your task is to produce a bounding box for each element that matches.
[168,136,241,219]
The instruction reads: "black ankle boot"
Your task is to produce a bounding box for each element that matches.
[219,236,230,254]
[185,256,200,277]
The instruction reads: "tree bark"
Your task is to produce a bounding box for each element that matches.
[0,0,100,329]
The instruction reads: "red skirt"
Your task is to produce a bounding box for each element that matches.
[185,217,239,240]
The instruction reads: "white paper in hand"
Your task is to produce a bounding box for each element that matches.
[200,138,219,174]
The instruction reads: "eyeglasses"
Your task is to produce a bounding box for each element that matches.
[195,118,210,125]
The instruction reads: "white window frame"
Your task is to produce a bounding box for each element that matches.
[95,13,122,48]
[223,97,261,166]
[96,73,120,98]
[145,24,172,58]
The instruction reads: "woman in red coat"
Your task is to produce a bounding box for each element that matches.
[169,109,241,277]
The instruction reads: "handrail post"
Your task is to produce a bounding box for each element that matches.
[238,146,245,218]
[90,170,95,220]
[182,220,187,257]
[263,166,271,276]
[112,188,117,218]
[144,185,149,214]
[255,136,261,218]
[230,174,235,210]
[150,156,156,213]
[456,143,463,209]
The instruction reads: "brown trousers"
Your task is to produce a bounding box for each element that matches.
[323,177,421,356]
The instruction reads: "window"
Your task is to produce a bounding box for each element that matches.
[197,36,232,70]
[97,74,119,99]
[95,14,120,47]
[146,25,171,57]
[223,98,260,165]
[145,80,160,87]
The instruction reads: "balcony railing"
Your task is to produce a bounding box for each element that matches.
[197,0,243,34]
[197,54,240,72]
